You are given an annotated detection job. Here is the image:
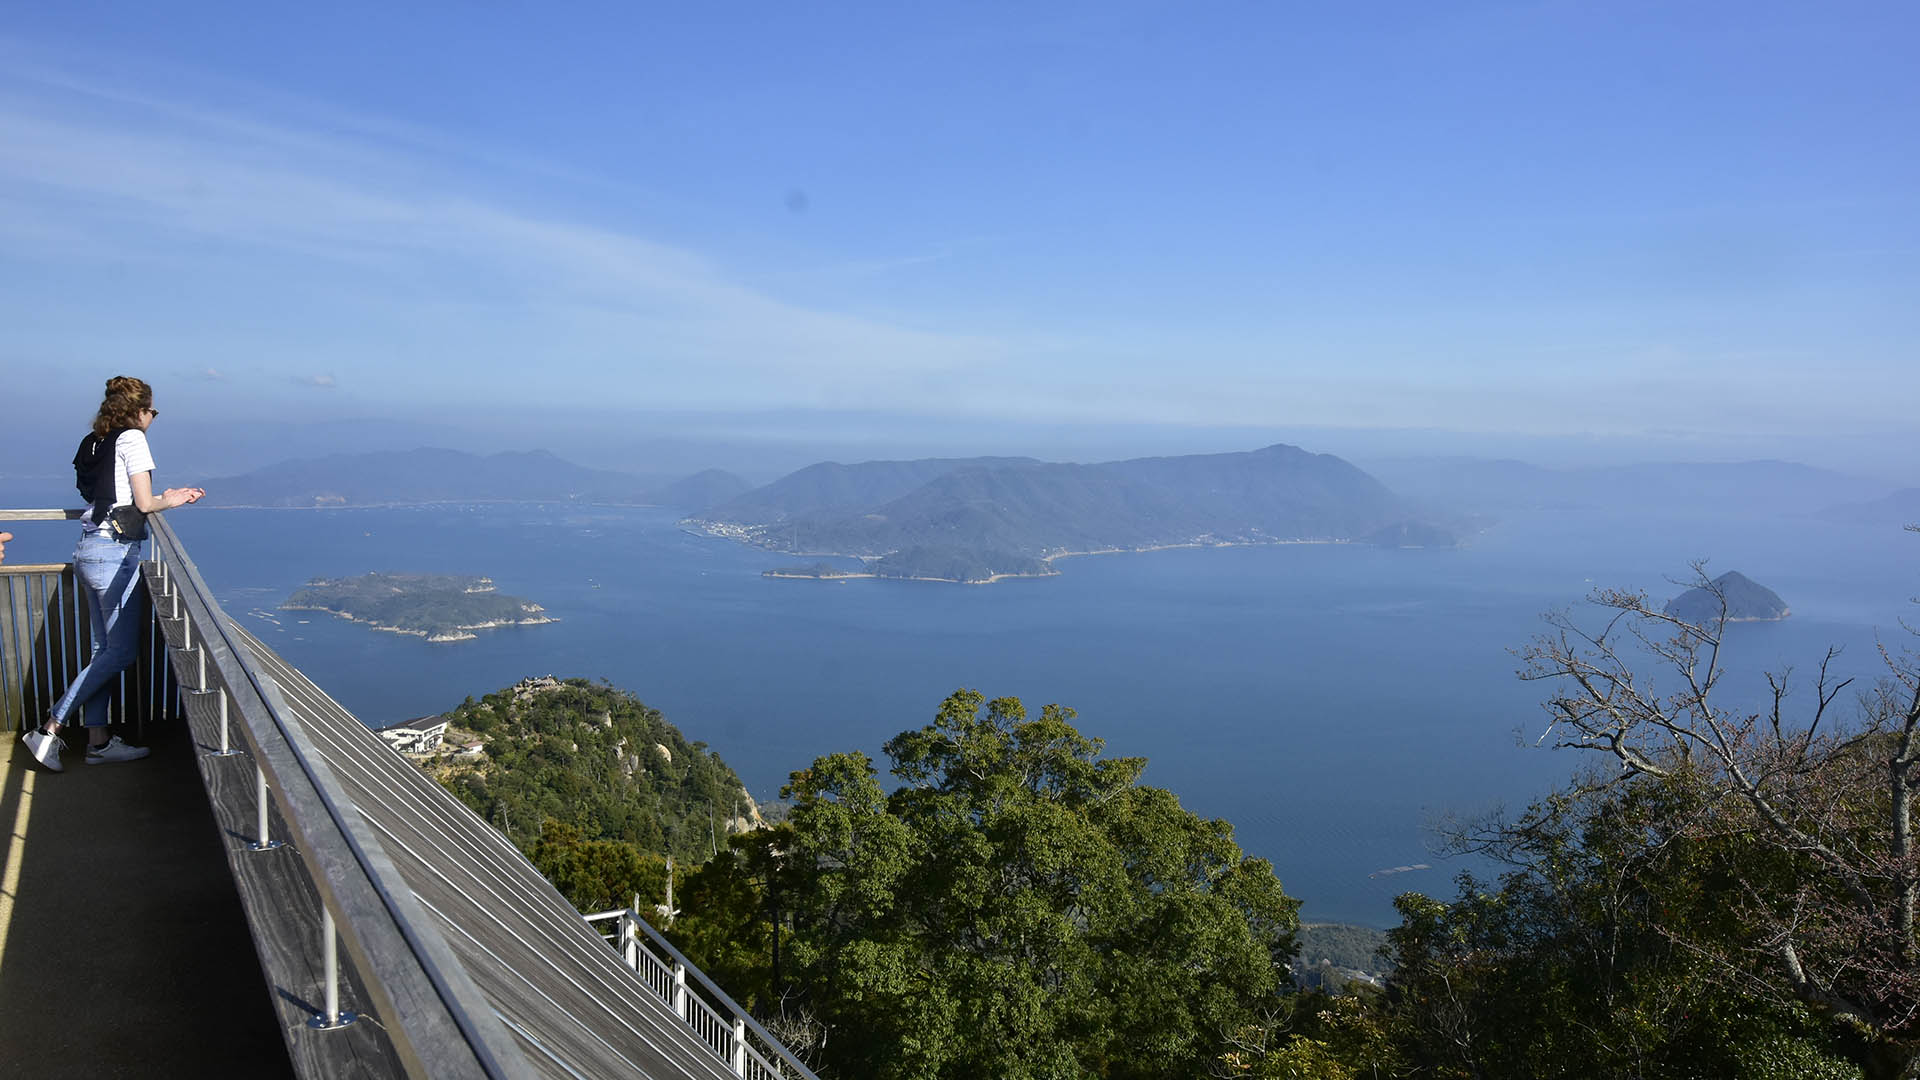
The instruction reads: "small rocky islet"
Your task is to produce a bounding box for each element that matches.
[1663,570,1790,625]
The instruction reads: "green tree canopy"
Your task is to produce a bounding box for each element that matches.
[673,689,1301,1080]
[437,677,752,866]
[522,819,669,914]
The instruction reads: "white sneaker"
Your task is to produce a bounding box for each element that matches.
[21,728,65,772]
[85,736,149,766]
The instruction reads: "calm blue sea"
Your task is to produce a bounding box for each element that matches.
[24,503,1910,925]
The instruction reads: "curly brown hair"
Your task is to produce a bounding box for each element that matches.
[91,376,153,438]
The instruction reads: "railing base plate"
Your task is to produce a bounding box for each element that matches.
[308,1011,359,1031]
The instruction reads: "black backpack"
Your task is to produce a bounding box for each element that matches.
[73,428,130,524]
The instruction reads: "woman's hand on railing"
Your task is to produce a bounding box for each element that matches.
[162,487,206,508]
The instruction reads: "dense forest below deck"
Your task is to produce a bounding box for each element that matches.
[415,678,760,882]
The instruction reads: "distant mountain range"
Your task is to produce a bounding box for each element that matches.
[204,448,749,510]
[1820,487,1920,527]
[1362,457,1892,515]
[687,444,1457,567]
[706,456,1043,524]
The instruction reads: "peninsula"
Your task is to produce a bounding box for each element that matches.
[283,573,557,642]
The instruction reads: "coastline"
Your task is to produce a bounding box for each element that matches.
[281,603,557,642]
[744,534,1349,586]
[1042,538,1346,564]
[762,568,1060,586]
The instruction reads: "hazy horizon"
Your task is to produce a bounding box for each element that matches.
[3,3,1916,480]
[2,405,1915,497]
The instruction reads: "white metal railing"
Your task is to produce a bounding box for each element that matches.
[0,508,169,736]
[584,908,820,1080]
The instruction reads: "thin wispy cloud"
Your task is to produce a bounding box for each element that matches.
[0,48,1006,412]
[0,26,1907,444]
[293,374,337,389]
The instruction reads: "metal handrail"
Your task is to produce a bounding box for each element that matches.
[583,908,822,1080]
[142,511,526,1079]
[0,508,158,736]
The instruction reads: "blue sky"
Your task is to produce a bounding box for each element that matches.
[1,2,1914,468]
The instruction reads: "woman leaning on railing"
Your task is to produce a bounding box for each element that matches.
[19,376,204,773]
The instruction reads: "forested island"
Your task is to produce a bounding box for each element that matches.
[283,572,556,642]
[689,443,1465,584]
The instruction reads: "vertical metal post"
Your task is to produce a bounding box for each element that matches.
[620,913,639,970]
[1,576,17,732]
[323,909,339,1020]
[20,575,46,724]
[673,962,688,1020]
[308,908,358,1029]
[216,692,237,755]
[19,572,32,729]
[256,768,270,844]
[731,1017,746,1075]
[249,767,283,851]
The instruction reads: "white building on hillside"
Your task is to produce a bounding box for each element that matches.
[378,716,451,753]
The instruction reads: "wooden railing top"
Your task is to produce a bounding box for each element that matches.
[2,510,84,573]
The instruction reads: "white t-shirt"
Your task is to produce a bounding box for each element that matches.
[80,429,156,533]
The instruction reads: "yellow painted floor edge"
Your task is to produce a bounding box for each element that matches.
[0,764,37,975]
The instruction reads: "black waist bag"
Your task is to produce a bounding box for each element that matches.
[108,505,148,543]
[74,429,144,541]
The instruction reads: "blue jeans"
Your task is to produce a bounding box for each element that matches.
[49,533,147,728]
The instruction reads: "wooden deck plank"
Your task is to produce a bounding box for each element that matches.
[168,645,409,1079]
